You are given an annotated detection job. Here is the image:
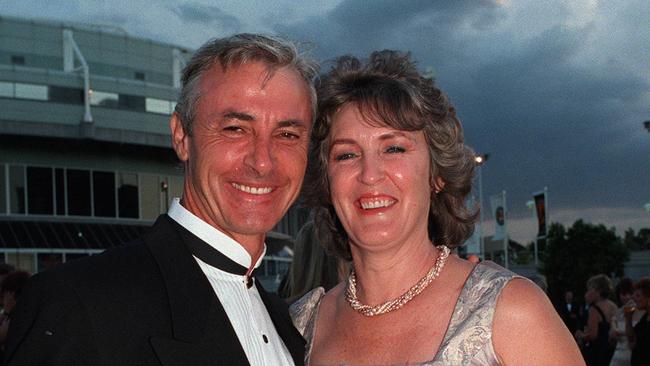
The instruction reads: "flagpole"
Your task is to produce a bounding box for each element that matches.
[503,190,508,269]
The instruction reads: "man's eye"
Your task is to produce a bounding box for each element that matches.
[386,146,406,153]
[278,131,300,140]
[223,126,243,132]
[334,152,356,161]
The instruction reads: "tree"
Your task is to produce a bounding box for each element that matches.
[541,220,629,306]
[624,227,650,251]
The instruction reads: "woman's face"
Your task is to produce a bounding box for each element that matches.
[585,287,598,303]
[327,104,433,253]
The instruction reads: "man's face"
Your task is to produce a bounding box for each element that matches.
[171,61,312,250]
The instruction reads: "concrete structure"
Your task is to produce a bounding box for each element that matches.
[0,16,304,290]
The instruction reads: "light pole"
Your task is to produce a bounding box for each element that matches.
[475,154,489,260]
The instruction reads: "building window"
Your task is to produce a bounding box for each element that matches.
[49,86,84,105]
[139,174,160,220]
[145,97,172,115]
[134,71,146,81]
[55,168,66,215]
[27,167,54,215]
[90,91,119,108]
[118,94,146,112]
[9,165,25,214]
[10,55,25,65]
[118,173,139,218]
[93,171,116,217]
[66,169,91,216]
[14,83,48,101]
[0,165,6,214]
[0,81,13,98]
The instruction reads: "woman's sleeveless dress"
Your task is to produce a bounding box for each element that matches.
[290,261,520,365]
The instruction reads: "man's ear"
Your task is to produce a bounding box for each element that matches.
[170,113,189,162]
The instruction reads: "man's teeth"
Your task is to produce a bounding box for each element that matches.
[360,199,395,210]
[232,183,272,195]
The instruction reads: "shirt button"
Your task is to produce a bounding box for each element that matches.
[262,334,269,343]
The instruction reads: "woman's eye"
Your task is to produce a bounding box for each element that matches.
[386,146,406,154]
[334,152,357,161]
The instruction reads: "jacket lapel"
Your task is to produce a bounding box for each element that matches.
[144,215,249,366]
[256,281,306,366]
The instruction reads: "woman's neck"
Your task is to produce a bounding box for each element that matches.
[348,234,443,305]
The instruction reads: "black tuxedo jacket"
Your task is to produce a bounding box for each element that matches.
[2,215,305,366]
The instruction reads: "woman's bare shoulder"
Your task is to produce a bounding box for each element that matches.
[492,278,585,365]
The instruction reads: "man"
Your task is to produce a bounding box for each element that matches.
[2,34,317,366]
[556,289,582,335]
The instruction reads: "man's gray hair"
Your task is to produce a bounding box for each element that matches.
[175,33,319,135]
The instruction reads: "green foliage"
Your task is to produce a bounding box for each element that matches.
[541,220,629,305]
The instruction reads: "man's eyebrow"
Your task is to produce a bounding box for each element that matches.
[278,119,308,128]
[223,111,254,121]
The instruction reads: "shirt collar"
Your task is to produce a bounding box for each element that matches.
[167,198,266,271]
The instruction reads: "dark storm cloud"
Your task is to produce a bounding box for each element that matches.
[276,0,503,62]
[455,25,650,212]
[171,3,241,31]
[275,1,650,217]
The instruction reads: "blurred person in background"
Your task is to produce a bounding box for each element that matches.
[0,271,30,352]
[558,289,583,336]
[576,274,617,366]
[281,220,349,304]
[625,277,650,366]
[609,277,645,366]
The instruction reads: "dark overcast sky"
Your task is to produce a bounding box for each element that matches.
[3,0,649,243]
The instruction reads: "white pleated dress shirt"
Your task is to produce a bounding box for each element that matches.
[167,199,295,366]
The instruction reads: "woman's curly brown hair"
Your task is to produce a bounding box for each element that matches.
[303,50,478,261]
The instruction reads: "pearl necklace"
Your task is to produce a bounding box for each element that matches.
[345,245,451,317]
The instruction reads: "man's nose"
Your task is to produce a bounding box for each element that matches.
[244,136,273,176]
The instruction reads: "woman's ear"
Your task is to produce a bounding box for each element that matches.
[433,176,445,195]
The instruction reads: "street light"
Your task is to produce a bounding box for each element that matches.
[475,153,489,260]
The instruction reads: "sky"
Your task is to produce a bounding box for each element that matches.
[2,0,649,244]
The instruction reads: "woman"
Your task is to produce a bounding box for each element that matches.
[291,51,583,365]
[609,277,645,366]
[626,277,650,366]
[576,274,618,366]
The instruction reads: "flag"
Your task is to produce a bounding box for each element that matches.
[490,192,507,241]
[533,190,547,237]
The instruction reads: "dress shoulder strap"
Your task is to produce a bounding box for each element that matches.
[432,261,521,365]
[590,303,607,322]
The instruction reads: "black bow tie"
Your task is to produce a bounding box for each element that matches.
[171,216,260,288]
